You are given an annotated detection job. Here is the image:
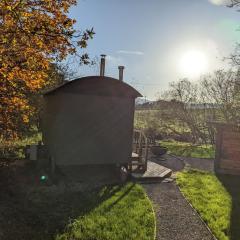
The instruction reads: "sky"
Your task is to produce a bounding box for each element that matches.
[68,0,240,100]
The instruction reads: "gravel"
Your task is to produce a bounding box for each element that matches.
[183,157,214,172]
[143,182,215,240]
[150,154,214,172]
[143,154,215,239]
[151,154,185,172]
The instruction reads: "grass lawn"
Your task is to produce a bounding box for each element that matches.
[0,133,41,158]
[56,183,156,240]
[177,169,240,240]
[160,140,215,158]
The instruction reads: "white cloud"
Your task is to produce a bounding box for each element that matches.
[106,55,123,66]
[208,0,231,6]
[117,50,144,56]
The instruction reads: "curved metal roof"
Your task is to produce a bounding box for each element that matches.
[43,76,142,98]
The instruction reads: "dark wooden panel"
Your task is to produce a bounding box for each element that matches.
[43,93,135,166]
[215,125,240,175]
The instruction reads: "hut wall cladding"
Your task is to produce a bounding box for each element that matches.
[215,124,240,175]
[42,92,135,166]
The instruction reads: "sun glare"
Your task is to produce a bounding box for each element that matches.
[179,50,208,78]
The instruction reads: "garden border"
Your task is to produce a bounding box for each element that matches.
[176,184,218,240]
[145,190,157,240]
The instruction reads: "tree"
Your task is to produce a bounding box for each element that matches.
[160,79,209,143]
[227,0,240,8]
[200,69,240,123]
[159,71,240,144]
[0,0,94,141]
[225,1,240,65]
[43,63,74,91]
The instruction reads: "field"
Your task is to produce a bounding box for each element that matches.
[160,140,215,158]
[134,109,189,138]
[135,109,215,159]
[134,108,214,141]
[177,169,240,240]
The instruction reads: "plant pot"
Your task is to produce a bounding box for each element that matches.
[151,146,168,156]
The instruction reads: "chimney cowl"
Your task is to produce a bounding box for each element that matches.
[100,54,106,77]
[118,66,124,81]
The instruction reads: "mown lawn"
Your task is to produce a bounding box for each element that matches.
[177,170,240,240]
[160,140,215,158]
[56,183,156,240]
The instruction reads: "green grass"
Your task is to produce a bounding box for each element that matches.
[177,170,234,240]
[134,109,215,159]
[0,132,41,158]
[55,183,156,240]
[160,140,215,158]
[134,109,188,135]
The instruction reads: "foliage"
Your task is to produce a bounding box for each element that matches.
[228,1,240,65]
[134,107,215,144]
[177,170,233,240]
[134,109,191,141]
[43,63,72,91]
[200,70,240,123]
[160,79,217,144]
[0,0,94,140]
[136,70,240,145]
[228,0,240,8]
[55,183,156,240]
[0,132,41,159]
[160,140,215,159]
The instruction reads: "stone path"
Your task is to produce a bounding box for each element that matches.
[182,156,214,172]
[141,154,215,240]
[151,154,214,172]
[143,182,215,240]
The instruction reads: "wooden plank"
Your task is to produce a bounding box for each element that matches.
[215,125,223,172]
[217,168,240,175]
[131,162,145,166]
[220,159,240,170]
[132,161,172,180]
[131,152,139,158]
[215,125,240,175]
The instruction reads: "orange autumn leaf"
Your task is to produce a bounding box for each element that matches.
[0,0,94,140]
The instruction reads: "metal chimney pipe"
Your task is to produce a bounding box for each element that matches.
[118,66,124,81]
[100,54,106,76]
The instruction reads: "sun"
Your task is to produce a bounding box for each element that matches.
[179,50,208,78]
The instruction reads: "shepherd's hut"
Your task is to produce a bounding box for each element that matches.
[41,55,142,177]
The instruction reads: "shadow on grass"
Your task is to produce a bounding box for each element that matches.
[0,164,134,240]
[105,183,135,211]
[217,174,240,240]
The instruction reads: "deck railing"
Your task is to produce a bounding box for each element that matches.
[131,129,149,171]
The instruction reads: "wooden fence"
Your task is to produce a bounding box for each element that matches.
[214,123,240,175]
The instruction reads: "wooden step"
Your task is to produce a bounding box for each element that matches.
[132,161,172,181]
[132,152,139,158]
[131,152,141,164]
[131,161,145,166]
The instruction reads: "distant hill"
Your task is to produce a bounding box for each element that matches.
[135,98,220,110]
